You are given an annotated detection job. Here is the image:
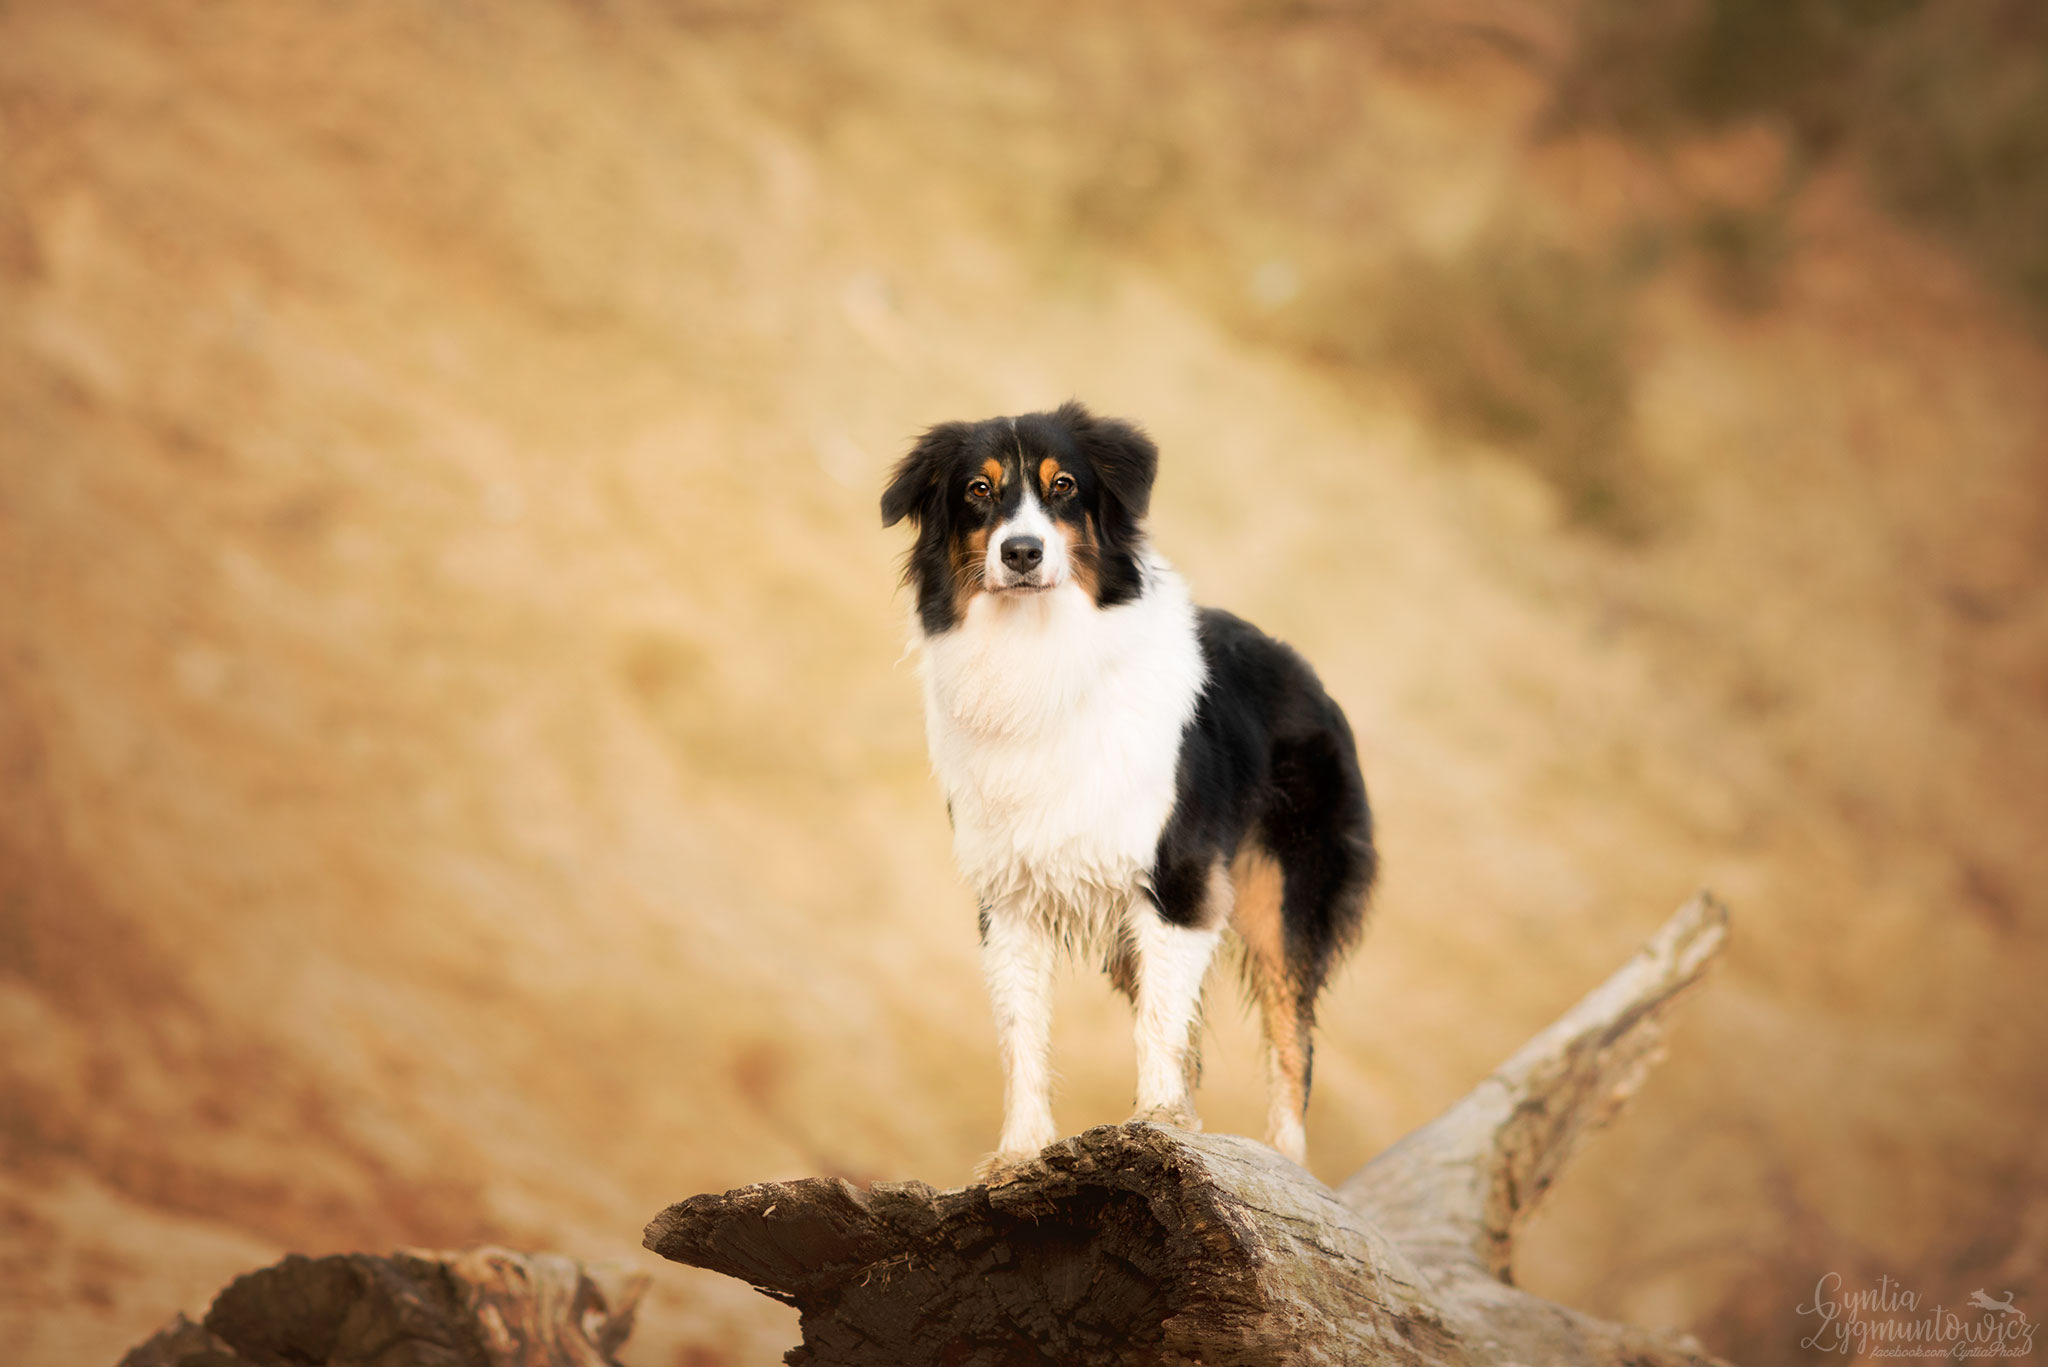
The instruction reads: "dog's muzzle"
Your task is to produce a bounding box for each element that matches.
[991,534,1053,591]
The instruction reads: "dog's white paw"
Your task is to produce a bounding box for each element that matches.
[1266,1120,1307,1165]
[1128,1103,1203,1132]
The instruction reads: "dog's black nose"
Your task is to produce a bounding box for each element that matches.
[1001,536,1044,572]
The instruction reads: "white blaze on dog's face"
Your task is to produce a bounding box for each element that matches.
[984,476,1066,594]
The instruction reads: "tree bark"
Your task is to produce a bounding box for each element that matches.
[644,892,1735,1366]
[118,1247,647,1367]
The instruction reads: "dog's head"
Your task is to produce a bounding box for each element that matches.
[881,401,1159,634]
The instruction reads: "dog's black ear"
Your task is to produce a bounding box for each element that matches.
[882,422,969,528]
[1058,401,1158,540]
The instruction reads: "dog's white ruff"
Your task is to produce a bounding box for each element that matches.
[914,552,1211,1159]
[918,552,1204,946]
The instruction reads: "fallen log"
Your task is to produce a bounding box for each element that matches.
[118,1247,647,1367]
[645,892,1734,1366]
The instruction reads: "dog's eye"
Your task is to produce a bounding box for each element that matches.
[968,479,993,500]
[1050,473,1077,496]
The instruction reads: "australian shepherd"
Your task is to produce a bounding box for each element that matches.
[882,401,1376,1173]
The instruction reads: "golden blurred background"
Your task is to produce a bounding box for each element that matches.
[3,2,2046,1363]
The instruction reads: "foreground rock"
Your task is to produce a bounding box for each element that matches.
[646,894,1736,1366]
[119,1247,645,1367]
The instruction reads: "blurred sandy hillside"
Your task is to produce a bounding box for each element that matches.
[3,1,2045,1363]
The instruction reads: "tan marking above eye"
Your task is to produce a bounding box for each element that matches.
[982,457,1005,486]
[1038,457,1063,491]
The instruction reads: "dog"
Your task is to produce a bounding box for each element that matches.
[882,401,1376,1173]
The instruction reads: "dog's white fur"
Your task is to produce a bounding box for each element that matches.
[982,481,1068,591]
[915,544,1211,1162]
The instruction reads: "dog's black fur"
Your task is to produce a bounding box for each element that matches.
[1159,606,1375,1008]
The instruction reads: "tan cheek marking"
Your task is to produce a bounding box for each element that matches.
[1038,456,1062,492]
[954,526,992,613]
[1065,515,1102,601]
[959,526,991,577]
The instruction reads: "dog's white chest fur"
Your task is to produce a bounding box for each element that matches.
[916,559,1205,936]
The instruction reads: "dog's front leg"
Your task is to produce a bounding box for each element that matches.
[977,900,1057,1174]
[1127,900,1222,1130]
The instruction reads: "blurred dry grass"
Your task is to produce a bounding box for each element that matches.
[1,2,2046,1364]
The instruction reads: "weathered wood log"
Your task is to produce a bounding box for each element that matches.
[118,1247,647,1367]
[645,892,1734,1366]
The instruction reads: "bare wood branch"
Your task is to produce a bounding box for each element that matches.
[1339,889,1730,1279]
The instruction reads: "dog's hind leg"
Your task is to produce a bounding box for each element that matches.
[1257,990,1314,1165]
[1231,840,1312,1164]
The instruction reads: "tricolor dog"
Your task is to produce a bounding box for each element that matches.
[882,402,1376,1173]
